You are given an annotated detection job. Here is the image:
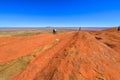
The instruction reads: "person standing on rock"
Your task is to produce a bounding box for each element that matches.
[79,27,81,31]
[53,29,57,34]
[118,26,120,31]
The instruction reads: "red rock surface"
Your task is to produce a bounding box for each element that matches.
[0,28,120,80]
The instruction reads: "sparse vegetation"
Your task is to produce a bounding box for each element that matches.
[0,30,51,37]
[0,56,31,80]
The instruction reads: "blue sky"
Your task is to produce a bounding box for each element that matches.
[0,0,120,27]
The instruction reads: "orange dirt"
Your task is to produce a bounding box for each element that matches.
[0,34,61,65]
[0,28,120,80]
